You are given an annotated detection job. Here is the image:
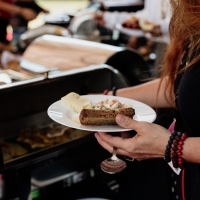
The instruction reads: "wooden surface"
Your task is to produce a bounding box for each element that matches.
[22,38,120,71]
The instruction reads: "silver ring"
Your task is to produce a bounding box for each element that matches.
[124,156,134,162]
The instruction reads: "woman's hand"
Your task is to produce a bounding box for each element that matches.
[19,8,38,21]
[41,8,49,14]
[95,114,171,161]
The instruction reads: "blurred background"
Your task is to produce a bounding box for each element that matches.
[30,0,90,29]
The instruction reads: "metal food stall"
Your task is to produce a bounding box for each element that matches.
[0,35,133,200]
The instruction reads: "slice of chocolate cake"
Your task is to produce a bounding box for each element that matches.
[79,108,135,125]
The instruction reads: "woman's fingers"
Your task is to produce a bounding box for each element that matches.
[95,115,171,160]
[121,132,131,139]
[95,132,162,160]
[94,132,113,153]
[95,132,133,157]
[21,8,37,21]
[95,132,130,154]
[97,132,131,150]
[115,114,141,131]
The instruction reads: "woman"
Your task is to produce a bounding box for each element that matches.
[0,0,38,44]
[11,0,49,29]
[95,0,200,199]
[94,0,171,56]
[94,0,170,35]
[0,0,48,49]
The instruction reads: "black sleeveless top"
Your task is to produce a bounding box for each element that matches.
[174,61,200,199]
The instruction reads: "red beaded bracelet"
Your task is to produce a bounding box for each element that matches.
[171,134,181,168]
[103,87,118,96]
[177,133,187,169]
[103,89,109,95]
[171,132,187,169]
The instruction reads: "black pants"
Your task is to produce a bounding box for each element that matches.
[0,18,10,44]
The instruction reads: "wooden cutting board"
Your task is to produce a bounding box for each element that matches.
[22,35,123,71]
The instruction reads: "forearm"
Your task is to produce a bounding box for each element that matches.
[108,77,173,108]
[182,137,200,164]
[0,1,21,15]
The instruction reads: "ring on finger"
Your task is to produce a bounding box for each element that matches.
[124,156,134,162]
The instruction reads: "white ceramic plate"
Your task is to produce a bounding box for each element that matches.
[115,23,145,37]
[115,23,170,43]
[47,95,156,132]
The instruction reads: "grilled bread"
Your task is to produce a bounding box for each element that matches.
[79,108,135,125]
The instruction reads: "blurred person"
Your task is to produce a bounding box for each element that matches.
[94,0,170,36]
[11,0,49,30]
[95,0,200,199]
[0,0,48,50]
[0,0,37,44]
[94,0,171,56]
[11,0,49,50]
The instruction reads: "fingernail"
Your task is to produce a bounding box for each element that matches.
[94,132,98,137]
[116,114,124,123]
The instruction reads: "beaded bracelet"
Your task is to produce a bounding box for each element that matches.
[103,87,118,96]
[177,133,187,169]
[164,131,178,163]
[165,131,188,169]
[171,133,183,168]
[171,132,187,169]
[112,86,118,96]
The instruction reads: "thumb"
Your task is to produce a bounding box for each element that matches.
[115,114,139,130]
